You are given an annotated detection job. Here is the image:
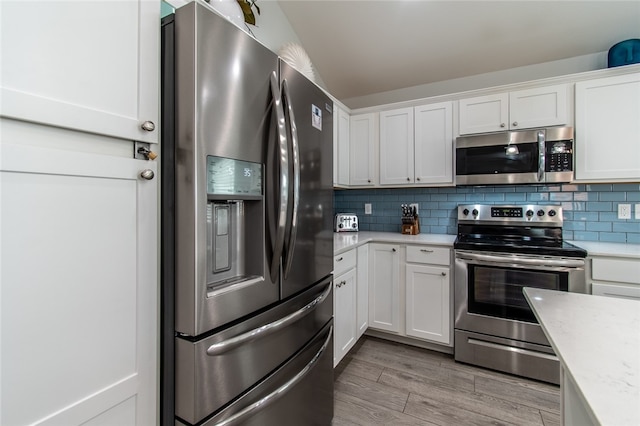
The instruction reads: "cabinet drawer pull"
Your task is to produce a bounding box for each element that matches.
[392,248,396,252]
[336,257,343,262]
[441,272,447,276]
[420,249,434,253]
[336,280,346,288]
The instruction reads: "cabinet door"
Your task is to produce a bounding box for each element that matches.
[405,264,450,345]
[414,101,453,184]
[356,244,369,338]
[575,73,640,181]
[334,268,357,367]
[379,107,414,185]
[334,106,351,186]
[349,113,377,186]
[458,93,509,135]
[1,142,158,425]
[368,244,400,333]
[509,84,568,130]
[0,1,159,143]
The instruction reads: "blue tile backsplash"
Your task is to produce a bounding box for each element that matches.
[334,183,640,243]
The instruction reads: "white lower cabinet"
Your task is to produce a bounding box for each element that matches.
[368,243,452,346]
[368,243,401,333]
[334,267,357,367]
[589,256,640,300]
[356,244,369,338]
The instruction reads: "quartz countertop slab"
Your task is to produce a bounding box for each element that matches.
[568,241,640,259]
[334,231,456,254]
[523,288,640,426]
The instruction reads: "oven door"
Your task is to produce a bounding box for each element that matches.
[454,250,585,345]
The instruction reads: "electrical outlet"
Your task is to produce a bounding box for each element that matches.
[618,203,631,219]
[364,203,372,215]
[410,203,419,215]
[636,204,640,220]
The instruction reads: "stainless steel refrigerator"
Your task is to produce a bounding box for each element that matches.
[161,2,334,425]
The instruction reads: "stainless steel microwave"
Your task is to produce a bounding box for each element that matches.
[455,127,574,185]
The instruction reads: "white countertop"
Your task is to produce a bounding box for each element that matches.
[569,241,640,259]
[334,231,456,254]
[523,288,640,426]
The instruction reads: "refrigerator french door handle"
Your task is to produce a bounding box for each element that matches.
[537,130,545,182]
[211,324,333,426]
[268,72,289,283]
[206,282,332,356]
[281,79,300,280]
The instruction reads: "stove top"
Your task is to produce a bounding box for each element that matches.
[454,204,587,258]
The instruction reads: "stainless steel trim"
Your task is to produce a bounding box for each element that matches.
[537,130,545,182]
[269,72,288,283]
[212,325,333,426]
[206,283,332,356]
[455,251,585,268]
[468,338,558,361]
[281,79,300,280]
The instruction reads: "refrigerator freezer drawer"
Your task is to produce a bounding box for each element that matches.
[175,278,333,424]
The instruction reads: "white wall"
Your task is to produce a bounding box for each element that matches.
[343,52,609,109]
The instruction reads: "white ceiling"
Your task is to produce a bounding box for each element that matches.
[278,1,640,102]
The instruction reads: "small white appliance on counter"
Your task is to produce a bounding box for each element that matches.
[334,214,358,232]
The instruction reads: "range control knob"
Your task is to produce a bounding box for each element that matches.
[537,209,545,217]
[462,208,470,216]
[526,209,534,218]
[548,209,557,217]
[472,209,479,217]
[352,223,357,228]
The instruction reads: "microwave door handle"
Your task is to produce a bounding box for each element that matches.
[281,79,300,280]
[537,130,545,182]
[268,72,288,283]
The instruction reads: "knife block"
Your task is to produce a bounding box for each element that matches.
[401,217,420,235]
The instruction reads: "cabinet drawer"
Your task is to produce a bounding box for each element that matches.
[406,245,450,266]
[334,249,356,276]
[592,258,640,285]
[592,282,640,300]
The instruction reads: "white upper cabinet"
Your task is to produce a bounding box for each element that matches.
[379,107,414,185]
[379,102,454,186]
[414,101,454,184]
[350,113,377,186]
[333,104,350,187]
[459,84,568,135]
[0,1,159,143]
[574,73,640,182]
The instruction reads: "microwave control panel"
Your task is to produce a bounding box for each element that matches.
[546,140,573,172]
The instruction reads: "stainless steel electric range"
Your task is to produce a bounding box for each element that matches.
[453,204,587,385]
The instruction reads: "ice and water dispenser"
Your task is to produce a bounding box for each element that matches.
[206,156,264,293]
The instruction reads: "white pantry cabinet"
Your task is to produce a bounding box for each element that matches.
[0,140,158,426]
[405,246,451,345]
[0,1,159,144]
[368,243,401,333]
[574,73,640,182]
[590,256,640,300]
[349,113,377,186]
[333,104,350,187]
[458,84,568,135]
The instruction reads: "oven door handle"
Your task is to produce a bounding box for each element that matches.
[457,251,585,268]
[206,283,332,356]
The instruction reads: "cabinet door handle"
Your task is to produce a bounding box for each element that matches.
[420,249,433,253]
[336,280,346,288]
[141,121,155,132]
[500,123,506,128]
[392,248,396,252]
[512,121,518,127]
[336,257,343,262]
[441,272,447,276]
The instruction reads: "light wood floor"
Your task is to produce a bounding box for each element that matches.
[332,336,560,426]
